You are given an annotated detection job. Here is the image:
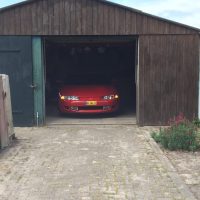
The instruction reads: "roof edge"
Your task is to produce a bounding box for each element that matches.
[101,0,200,32]
[0,0,199,33]
[0,0,34,12]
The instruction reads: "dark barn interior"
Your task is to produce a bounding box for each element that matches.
[44,37,137,123]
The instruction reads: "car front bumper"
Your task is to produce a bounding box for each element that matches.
[58,99,119,114]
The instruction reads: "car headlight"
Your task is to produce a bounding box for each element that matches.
[66,96,79,100]
[103,95,119,100]
[59,94,79,101]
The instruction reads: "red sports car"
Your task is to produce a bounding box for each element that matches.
[58,85,119,114]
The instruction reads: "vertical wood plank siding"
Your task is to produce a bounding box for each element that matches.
[0,0,196,35]
[139,35,199,125]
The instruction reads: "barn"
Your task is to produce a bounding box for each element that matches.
[0,0,199,127]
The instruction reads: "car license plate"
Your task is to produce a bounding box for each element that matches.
[86,101,97,106]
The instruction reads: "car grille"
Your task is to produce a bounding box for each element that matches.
[78,106,103,110]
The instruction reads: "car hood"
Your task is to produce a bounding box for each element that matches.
[60,85,117,97]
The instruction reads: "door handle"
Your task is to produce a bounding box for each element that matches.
[29,84,37,89]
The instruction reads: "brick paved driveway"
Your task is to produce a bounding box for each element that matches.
[0,126,196,200]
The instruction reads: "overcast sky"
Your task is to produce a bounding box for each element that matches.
[0,0,199,28]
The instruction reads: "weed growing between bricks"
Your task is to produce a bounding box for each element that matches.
[151,113,200,151]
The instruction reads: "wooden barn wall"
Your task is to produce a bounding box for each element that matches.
[139,34,199,125]
[0,0,196,35]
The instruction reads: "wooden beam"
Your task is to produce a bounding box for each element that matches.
[32,36,45,126]
[0,75,9,149]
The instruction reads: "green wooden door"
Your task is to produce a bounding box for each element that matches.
[0,36,34,126]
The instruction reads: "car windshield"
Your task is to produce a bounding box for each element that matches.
[64,76,111,85]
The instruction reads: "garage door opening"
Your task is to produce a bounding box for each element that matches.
[44,36,138,125]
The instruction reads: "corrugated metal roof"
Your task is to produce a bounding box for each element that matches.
[0,0,199,32]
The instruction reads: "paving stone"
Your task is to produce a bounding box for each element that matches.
[164,149,200,199]
[0,125,196,200]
